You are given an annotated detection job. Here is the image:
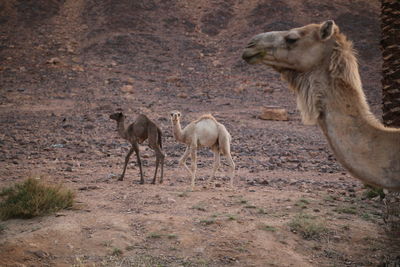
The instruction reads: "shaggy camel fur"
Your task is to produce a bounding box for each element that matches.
[170,111,235,190]
[110,112,165,184]
[242,20,400,191]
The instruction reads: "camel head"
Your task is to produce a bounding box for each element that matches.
[170,110,181,124]
[109,112,125,122]
[242,20,338,72]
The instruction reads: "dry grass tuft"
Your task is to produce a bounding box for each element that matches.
[0,178,74,220]
[288,213,329,240]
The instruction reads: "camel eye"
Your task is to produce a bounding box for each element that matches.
[285,36,298,45]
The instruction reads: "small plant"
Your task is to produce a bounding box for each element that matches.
[244,204,257,209]
[239,199,247,204]
[288,213,329,240]
[361,212,373,221]
[0,178,74,220]
[191,204,207,211]
[226,214,237,221]
[334,206,357,215]
[298,198,310,204]
[111,247,122,256]
[363,187,385,199]
[323,195,337,202]
[295,199,309,209]
[258,208,267,214]
[166,233,178,239]
[199,218,215,225]
[102,240,113,247]
[258,224,277,232]
[147,232,163,239]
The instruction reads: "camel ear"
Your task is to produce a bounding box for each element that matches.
[319,20,335,41]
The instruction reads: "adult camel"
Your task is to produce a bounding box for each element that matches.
[242,20,400,191]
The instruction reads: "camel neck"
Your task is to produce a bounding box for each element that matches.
[116,119,128,139]
[172,120,184,142]
[317,81,400,189]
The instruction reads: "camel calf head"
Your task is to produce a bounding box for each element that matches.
[110,112,125,122]
[242,20,337,72]
[170,110,181,123]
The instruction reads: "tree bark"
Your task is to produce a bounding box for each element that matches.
[381,0,400,127]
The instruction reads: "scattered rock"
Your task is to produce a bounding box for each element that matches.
[178,92,188,98]
[47,57,61,65]
[51,144,64,148]
[259,107,288,121]
[120,85,134,94]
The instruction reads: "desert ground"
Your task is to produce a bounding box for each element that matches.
[0,0,399,266]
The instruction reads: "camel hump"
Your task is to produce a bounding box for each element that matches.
[195,114,218,124]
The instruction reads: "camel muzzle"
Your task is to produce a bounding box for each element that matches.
[242,51,263,64]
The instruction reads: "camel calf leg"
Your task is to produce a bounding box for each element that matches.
[153,147,165,184]
[190,148,198,191]
[179,146,192,176]
[119,147,134,181]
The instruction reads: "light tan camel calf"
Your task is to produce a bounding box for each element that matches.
[170,111,235,190]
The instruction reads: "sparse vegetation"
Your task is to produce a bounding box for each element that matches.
[226,214,237,221]
[102,240,113,247]
[111,247,122,256]
[0,178,74,220]
[199,218,215,225]
[147,232,178,240]
[239,199,247,204]
[323,195,337,202]
[295,198,310,209]
[288,213,329,240]
[363,186,385,199]
[361,212,373,221]
[258,208,267,214]
[258,224,277,232]
[166,233,178,239]
[334,206,357,215]
[191,203,207,211]
[147,232,163,239]
[0,223,5,233]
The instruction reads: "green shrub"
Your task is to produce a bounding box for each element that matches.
[111,247,122,256]
[0,178,74,220]
[288,213,328,240]
[363,187,385,199]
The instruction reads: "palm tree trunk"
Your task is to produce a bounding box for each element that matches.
[380,3,400,261]
[381,0,400,127]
